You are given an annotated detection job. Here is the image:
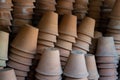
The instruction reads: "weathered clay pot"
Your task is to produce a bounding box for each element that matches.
[37,11,58,36]
[37,44,49,54]
[57,0,73,10]
[0,0,12,3]
[110,0,120,18]
[94,31,102,39]
[74,39,89,51]
[0,31,9,60]
[10,47,34,59]
[85,54,99,79]
[55,39,72,50]
[64,50,88,78]
[13,0,35,2]
[56,8,72,15]
[38,32,56,42]
[0,68,17,80]
[38,39,54,47]
[35,73,61,80]
[0,19,11,26]
[99,76,118,80]
[36,48,62,75]
[107,28,120,34]
[77,17,95,38]
[61,61,66,66]
[65,77,88,80]
[36,0,56,4]
[98,69,118,76]
[96,56,118,64]
[72,46,87,54]
[14,69,27,77]
[104,0,116,8]
[13,2,34,6]
[96,37,118,56]
[59,14,77,37]
[89,0,102,6]
[13,13,33,19]
[56,46,70,58]
[0,11,12,20]
[9,53,32,66]
[77,33,91,44]
[60,56,68,62]
[106,33,120,41]
[108,19,120,30]
[97,63,118,69]
[58,33,76,43]
[7,60,30,72]
[11,24,39,54]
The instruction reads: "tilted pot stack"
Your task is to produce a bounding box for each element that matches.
[55,14,77,69]
[7,24,38,80]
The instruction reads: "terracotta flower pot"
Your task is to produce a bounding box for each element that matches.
[110,0,120,18]
[13,6,34,14]
[59,14,77,37]
[65,77,88,80]
[13,2,34,6]
[0,31,9,60]
[73,39,89,51]
[63,50,88,78]
[107,28,120,34]
[58,33,76,43]
[36,0,56,4]
[0,19,11,26]
[77,17,95,38]
[13,13,33,19]
[55,39,72,50]
[9,53,32,66]
[38,32,56,42]
[77,33,91,44]
[14,69,27,77]
[13,0,35,2]
[0,0,12,3]
[37,44,49,54]
[37,11,58,36]
[61,61,66,67]
[36,48,62,75]
[56,8,72,15]
[0,68,17,80]
[104,0,116,8]
[85,54,99,79]
[10,47,34,59]
[57,0,73,10]
[56,46,70,57]
[35,73,61,80]
[11,24,39,54]
[98,69,118,76]
[97,64,118,69]
[0,11,12,20]
[96,37,118,57]
[108,19,120,30]
[38,39,54,47]
[96,56,118,64]
[7,60,30,72]
[99,76,118,80]
[72,46,87,54]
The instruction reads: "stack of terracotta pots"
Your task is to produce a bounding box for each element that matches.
[35,48,62,80]
[7,24,39,80]
[63,50,89,80]
[56,0,75,15]
[85,54,99,80]
[73,0,88,21]
[89,31,102,54]
[100,0,116,33]
[12,0,35,33]
[55,14,77,69]
[34,0,56,25]
[37,11,58,59]
[0,0,13,32]
[0,68,17,80]
[96,37,118,80]
[72,17,95,54]
[0,31,9,69]
[88,0,102,28]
